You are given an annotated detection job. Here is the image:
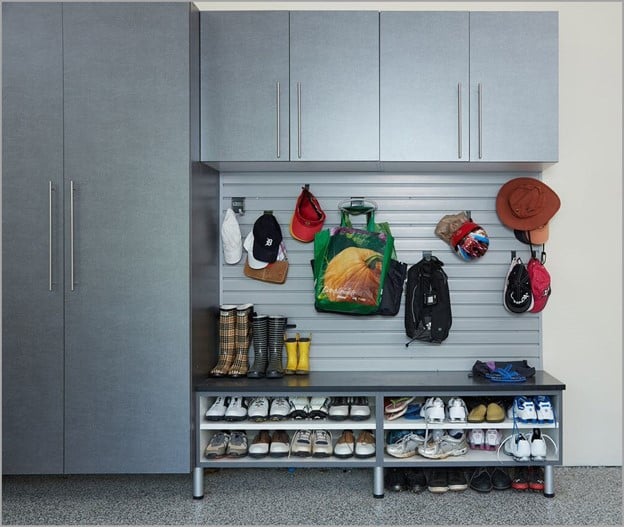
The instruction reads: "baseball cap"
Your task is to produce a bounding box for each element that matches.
[527,257,551,313]
[243,232,268,269]
[290,186,326,243]
[221,208,242,264]
[246,213,283,268]
[503,257,534,314]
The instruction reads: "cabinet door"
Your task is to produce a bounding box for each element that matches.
[290,11,379,161]
[380,12,469,161]
[2,2,65,474]
[62,3,190,473]
[470,12,558,162]
[201,12,289,161]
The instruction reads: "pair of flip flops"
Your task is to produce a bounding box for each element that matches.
[384,397,423,421]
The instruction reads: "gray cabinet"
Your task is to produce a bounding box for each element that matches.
[380,12,469,161]
[289,11,379,161]
[200,12,289,161]
[469,12,558,162]
[2,2,193,474]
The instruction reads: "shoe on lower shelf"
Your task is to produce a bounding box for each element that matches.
[291,429,312,457]
[511,467,529,491]
[311,430,332,458]
[226,431,248,457]
[529,428,547,460]
[386,431,424,458]
[528,466,545,492]
[502,432,531,462]
[384,468,407,492]
[417,430,468,459]
[269,430,290,458]
[491,467,512,490]
[447,468,468,491]
[468,428,485,450]
[248,430,271,458]
[354,430,376,458]
[469,467,492,493]
[204,431,230,459]
[427,469,449,493]
[404,468,427,493]
[484,429,502,451]
[333,430,355,459]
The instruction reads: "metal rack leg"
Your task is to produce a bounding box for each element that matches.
[193,467,204,499]
[544,465,555,498]
[373,466,384,498]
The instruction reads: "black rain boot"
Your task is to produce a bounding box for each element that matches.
[265,315,287,378]
[247,314,268,378]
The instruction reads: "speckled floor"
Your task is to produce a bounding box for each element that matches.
[2,466,622,525]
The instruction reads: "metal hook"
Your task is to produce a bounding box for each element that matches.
[423,250,432,261]
[231,197,245,216]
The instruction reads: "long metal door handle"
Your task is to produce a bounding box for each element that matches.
[276,81,281,159]
[457,83,462,159]
[48,181,54,291]
[297,82,302,159]
[70,180,75,291]
[478,83,483,159]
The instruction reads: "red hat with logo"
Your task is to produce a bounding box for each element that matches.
[289,185,326,243]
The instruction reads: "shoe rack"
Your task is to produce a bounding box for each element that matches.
[193,370,565,500]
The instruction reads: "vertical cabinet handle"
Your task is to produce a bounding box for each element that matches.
[478,83,483,160]
[276,81,281,159]
[297,82,302,159]
[70,180,75,291]
[457,83,462,159]
[48,181,54,291]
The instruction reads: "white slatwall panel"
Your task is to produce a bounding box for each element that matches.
[220,172,542,371]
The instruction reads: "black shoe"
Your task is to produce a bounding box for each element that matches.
[384,468,406,492]
[469,467,493,493]
[404,468,427,493]
[448,468,468,491]
[491,467,512,490]
[428,469,449,493]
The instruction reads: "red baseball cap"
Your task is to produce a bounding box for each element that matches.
[289,186,326,243]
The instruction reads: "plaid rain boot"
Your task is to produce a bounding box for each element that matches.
[228,303,254,377]
[296,333,311,375]
[247,315,269,378]
[284,333,299,375]
[210,305,238,377]
[266,315,287,378]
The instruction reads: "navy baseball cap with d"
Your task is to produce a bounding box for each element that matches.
[252,212,283,264]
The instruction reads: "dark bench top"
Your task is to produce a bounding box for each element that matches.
[194,370,565,393]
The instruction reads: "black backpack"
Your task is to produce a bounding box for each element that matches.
[405,256,452,345]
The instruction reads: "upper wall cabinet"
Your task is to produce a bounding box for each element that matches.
[469,12,558,162]
[201,12,289,161]
[289,11,379,161]
[380,12,469,161]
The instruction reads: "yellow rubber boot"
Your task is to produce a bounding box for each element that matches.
[296,333,311,375]
[284,333,298,375]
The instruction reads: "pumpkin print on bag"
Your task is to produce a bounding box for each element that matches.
[321,247,382,305]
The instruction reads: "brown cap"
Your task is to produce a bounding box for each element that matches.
[496,178,560,231]
[435,211,470,243]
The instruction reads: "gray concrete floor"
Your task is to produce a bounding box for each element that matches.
[2,466,622,525]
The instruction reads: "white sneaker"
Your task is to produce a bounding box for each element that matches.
[350,397,371,420]
[291,429,313,457]
[534,396,555,424]
[421,397,445,422]
[503,432,531,461]
[328,397,349,420]
[446,397,468,422]
[269,430,290,457]
[269,397,291,420]
[484,429,502,451]
[468,428,485,450]
[312,430,333,458]
[386,431,425,458]
[511,396,537,424]
[224,396,247,421]
[205,396,228,421]
[289,396,310,419]
[417,430,468,459]
[529,429,547,460]
[247,397,270,422]
[308,397,330,419]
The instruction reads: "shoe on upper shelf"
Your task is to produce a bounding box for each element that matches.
[333,430,355,459]
[269,397,291,421]
[509,396,538,423]
[308,396,330,419]
[247,396,270,422]
[224,396,247,421]
[205,396,228,421]
[354,430,376,458]
[350,397,371,420]
[485,402,506,423]
[534,395,555,424]
[328,397,350,421]
[311,430,333,458]
[384,396,415,414]
[289,396,311,419]
[446,397,468,423]
[417,430,468,459]
[421,396,445,423]
[467,403,487,423]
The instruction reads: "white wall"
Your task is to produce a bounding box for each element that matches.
[197,0,623,466]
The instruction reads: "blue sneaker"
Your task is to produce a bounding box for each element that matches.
[510,396,537,423]
[534,395,555,424]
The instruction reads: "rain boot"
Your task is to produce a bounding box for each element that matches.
[284,333,299,375]
[228,303,254,377]
[296,333,311,375]
[210,305,238,376]
[247,314,268,378]
[265,315,287,378]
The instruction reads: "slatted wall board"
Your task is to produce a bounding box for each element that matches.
[220,172,542,371]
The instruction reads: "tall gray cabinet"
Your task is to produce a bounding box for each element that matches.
[2,2,195,474]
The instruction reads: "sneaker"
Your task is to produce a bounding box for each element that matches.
[511,396,537,424]
[469,467,492,493]
[247,397,270,422]
[226,431,248,457]
[289,397,310,419]
[448,468,468,491]
[311,430,333,458]
[511,467,529,491]
[354,430,376,458]
[534,395,555,424]
[421,397,445,422]
[484,429,502,451]
[427,469,449,493]
[404,468,427,493]
[205,396,228,421]
[269,397,291,420]
[350,397,371,420]
[328,397,349,421]
[384,468,407,492]
[468,428,485,450]
[224,396,247,421]
[291,429,312,457]
[491,467,512,490]
[204,431,230,458]
[528,466,545,492]
[333,430,355,458]
[503,432,531,461]
[308,397,330,419]
[386,431,424,458]
[248,430,271,458]
[269,430,290,458]
[446,397,468,422]
[418,430,468,459]
[528,428,547,460]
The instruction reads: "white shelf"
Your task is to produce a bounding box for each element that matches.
[384,417,558,430]
[383,449,560,465]
[199,455,376,467]
[200,414,376,430]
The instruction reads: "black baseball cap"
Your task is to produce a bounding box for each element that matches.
[252,213,283,264]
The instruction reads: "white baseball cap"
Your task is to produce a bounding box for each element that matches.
[221,208,242,264]
[243,231,269,269]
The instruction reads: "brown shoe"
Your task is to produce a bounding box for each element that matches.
[486,402,505,423]
[467,403,487,423]
[248,430,271,458]
[334,430,355,458]
[355,430,376,458]
[269,430,290,458]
